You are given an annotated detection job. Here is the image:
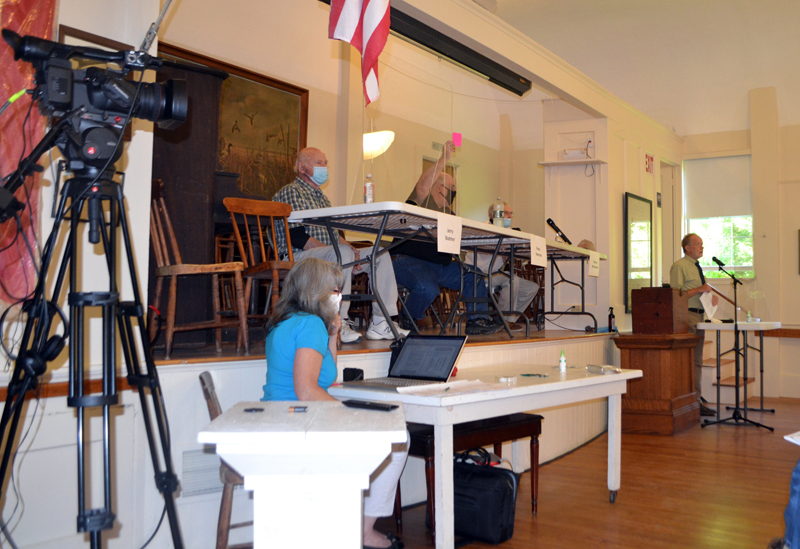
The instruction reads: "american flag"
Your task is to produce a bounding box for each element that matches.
[328,0,390,106]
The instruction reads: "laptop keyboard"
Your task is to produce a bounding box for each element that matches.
[362,378,435,387]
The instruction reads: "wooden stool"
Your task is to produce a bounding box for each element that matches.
[394,412,543,536]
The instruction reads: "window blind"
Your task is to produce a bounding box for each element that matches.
[684,155,752,219]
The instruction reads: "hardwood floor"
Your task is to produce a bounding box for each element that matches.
[381,398,800,549]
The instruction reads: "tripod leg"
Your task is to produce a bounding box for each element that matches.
[114,189,184,548]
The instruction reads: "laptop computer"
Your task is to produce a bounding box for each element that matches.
[342,334,468,392]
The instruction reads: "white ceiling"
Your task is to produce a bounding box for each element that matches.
[491,0,800,137]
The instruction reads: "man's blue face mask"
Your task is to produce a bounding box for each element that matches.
[305,164,328,186]
[503,218,512,228]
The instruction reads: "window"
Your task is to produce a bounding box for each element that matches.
[687,216,754,278]
[683,155,753,279]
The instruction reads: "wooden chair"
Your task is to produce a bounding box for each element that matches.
[222,198,295,317]
[199,372,253,549]
[394,413,543,537]
[149,189,249,359]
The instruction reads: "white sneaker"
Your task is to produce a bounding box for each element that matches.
[366,318,410,340]
[340,319,363,344]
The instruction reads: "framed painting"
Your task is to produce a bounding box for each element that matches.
[157,44,308,199]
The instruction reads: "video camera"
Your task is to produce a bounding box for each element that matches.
[2,28,187,172]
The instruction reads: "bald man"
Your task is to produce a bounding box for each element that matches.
[390,141,501,336]
[273,147,408,343]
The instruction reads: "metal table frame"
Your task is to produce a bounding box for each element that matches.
[289,202,604,338]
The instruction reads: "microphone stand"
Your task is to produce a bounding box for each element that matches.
[702,263,772,431]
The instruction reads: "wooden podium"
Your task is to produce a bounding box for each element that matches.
[631,287,689,334]
[614,333,701,435]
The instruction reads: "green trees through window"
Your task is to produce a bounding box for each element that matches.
[688,216,754,278]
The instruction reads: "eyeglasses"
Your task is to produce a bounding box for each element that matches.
[503,211,513,218]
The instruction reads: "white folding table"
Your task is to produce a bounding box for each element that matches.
[198,401,407,549]
[329,364,642,549]
[288,201,604,336]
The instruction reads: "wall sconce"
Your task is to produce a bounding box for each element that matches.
[363,130,395,160]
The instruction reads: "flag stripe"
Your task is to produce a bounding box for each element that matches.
[329,0,390,106]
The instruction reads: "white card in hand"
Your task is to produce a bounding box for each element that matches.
[700,291,717,320]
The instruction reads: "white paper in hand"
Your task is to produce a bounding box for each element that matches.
[699,292,717,320]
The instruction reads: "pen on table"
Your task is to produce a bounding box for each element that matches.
[444,387,451,392]
[521,373,548,378]
[288,406,307,412]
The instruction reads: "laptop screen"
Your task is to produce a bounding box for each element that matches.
[389,335,467,381]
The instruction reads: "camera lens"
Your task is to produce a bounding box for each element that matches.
[135,79,187,130]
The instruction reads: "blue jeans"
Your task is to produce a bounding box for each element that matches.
[392,255,489,320]
[785,458,800,548]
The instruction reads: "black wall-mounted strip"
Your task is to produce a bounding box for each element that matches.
[319,0,532,96]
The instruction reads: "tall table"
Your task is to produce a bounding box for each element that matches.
[289,202,604,337]
[698,321,780,429]
[198,401,407,549]
[329,364,642,549]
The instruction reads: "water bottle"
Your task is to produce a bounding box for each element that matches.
[559,350,567,373]
[492,197,504,226]
[608,307,616,332]
[364,174,374,204]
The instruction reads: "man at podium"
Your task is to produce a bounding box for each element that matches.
[669,233,719,417]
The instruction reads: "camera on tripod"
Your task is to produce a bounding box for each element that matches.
[2,28,187,172]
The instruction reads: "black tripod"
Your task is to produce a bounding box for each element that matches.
[0,161,184,546]
[702,264,773,431]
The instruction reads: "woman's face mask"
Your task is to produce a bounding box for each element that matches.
[329,292,342,311]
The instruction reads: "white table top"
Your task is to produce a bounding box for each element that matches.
[198,400,408,447]
[329,363,641,407]
[698,321,781,331]
[288,201,607,261]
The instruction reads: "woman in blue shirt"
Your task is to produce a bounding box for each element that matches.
[263,257,407,549]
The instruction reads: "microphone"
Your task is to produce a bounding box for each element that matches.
[712,256,725,267]
[546,218,572,245]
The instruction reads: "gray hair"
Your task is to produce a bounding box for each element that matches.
[265,257,345,336]
[487,201,509,221]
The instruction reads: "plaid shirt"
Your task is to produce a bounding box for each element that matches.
[273,177,333,258]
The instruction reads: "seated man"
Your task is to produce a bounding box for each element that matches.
[464,201,540,323]
[390,141,502,336]
[273,147,408,343]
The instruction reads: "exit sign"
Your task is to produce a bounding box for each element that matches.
[645,153,655,175]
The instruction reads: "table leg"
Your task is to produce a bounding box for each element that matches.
[742,331,749,420]
[434,423,455,549]
[607,393,621,503]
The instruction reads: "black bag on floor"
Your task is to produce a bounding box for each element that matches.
[451,448,519,544]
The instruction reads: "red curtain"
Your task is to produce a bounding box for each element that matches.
[0,0,56,303]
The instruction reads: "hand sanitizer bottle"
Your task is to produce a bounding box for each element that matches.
[559,350,567,373]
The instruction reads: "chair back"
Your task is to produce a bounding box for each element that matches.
[150,190,183,268]
[222,198,294,268]
[199,371,223,421]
